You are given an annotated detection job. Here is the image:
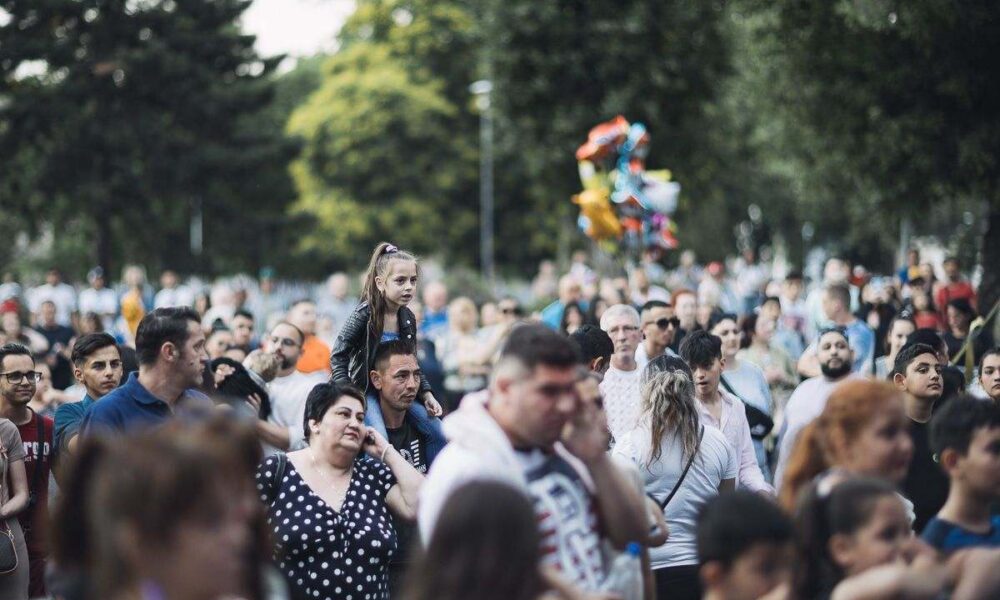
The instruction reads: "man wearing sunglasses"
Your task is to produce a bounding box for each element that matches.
[0,342,53,596]
[636,300,679,370]
[260,321,327,453]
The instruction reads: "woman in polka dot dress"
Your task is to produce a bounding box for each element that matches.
[257,382,424,600]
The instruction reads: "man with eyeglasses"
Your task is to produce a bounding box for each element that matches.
[636,300,679,370]
[0,342,53,596]
[599,304,644,443]
[260,321,327,453]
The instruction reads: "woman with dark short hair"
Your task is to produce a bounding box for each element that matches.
[256,382,424,600]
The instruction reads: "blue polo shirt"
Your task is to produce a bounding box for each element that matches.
[54,394,96,454]
[81,372,212,436]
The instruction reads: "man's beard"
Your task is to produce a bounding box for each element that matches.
[280,355,295,370]
[820,359,851,379]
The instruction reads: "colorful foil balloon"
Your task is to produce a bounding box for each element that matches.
[572,116,681,254]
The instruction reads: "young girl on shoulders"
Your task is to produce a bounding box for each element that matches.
[330,242,442,415]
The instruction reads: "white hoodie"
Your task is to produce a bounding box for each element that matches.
[418,390,604,589]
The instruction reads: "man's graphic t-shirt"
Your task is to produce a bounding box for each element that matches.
[387,419,428,474]
[515,448,605,591]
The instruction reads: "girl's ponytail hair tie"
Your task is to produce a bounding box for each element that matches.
[384,244,399,254]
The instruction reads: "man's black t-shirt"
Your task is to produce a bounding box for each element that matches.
[387,419,428,474]
[902,419,950,533]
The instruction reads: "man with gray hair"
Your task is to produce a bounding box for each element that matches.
[599,304,644,443]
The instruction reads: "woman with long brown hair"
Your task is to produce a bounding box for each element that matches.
[779,380,914,513]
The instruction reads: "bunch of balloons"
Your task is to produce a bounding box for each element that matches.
[572,115,681,255]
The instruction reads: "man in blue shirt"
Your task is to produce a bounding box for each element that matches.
[923,396,1000,551]
[53,333,123,456]
[82,307,210,436]
[796,283,875,378]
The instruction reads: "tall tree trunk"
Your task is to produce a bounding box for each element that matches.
[979,200,1000,338]
[96,213,113,277]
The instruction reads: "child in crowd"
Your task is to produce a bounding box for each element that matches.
[330,242,442,415]
[697,491,793,600]
[923,396,1000,551]
[792,478,949,600]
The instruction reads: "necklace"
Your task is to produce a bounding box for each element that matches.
[309,448,353,510]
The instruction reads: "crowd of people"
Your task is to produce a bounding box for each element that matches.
[0,242,997,600]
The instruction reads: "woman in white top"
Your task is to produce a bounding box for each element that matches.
[613,356,736,600]
[710,313,774,479]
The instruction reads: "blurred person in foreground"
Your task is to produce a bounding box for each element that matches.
[923,397,1000,552]
[697,491,793,600]
[49,416,281,600]
[404,480,550,600]
[419,324,648,594]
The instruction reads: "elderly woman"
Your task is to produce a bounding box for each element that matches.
[257,382,423,600]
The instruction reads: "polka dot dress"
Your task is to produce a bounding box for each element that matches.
[256,454,398,600]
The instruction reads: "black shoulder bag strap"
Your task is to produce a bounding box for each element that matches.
[27,414,43,509]
[720,374,774,440]
[266,452,288,505]
[659,425,704,511]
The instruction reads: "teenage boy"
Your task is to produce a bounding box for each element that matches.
[680,331,772,494]
[570,325,615,378]
[923,397,1000,551]
[893,342,948,532]
[697,491,794,600]
[54,333,123,456]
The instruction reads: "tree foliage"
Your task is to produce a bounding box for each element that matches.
[0,0,297,277]
[286,0,479,269]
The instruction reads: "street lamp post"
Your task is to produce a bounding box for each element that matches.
[470,79,494,285]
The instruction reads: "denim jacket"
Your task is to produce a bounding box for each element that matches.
[365,393,446,465]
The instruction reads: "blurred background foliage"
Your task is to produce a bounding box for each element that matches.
[1,0,997,305]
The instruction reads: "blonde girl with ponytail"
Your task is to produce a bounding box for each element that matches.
[330,242,442,416]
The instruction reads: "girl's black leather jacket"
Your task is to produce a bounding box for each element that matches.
[329,301,431,395]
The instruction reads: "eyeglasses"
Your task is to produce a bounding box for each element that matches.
[500,306,522,316]
[268,336,300,348]
[645,317,680,330]
[0,371,42,384]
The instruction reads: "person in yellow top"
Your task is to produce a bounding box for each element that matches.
[287,299,330,374]
[120,266,149,338]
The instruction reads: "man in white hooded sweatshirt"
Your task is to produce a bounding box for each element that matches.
[418,324,648,592]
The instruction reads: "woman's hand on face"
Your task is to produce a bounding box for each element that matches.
[361,426,390,460]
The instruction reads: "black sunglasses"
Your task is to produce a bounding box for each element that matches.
[647,317,680,330]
